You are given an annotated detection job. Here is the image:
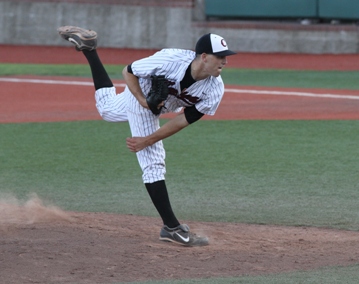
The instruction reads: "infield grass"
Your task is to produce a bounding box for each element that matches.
[1,120,358,230]
[129,264,359,283]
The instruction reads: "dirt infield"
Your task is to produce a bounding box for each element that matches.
[1,47,359,283]
[1,199,359,283]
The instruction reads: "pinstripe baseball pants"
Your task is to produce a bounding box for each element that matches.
[95,87,166,183]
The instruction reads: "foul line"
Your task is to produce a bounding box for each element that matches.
[1,77,359,100]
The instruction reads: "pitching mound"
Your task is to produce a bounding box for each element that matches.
[1,196,359,283]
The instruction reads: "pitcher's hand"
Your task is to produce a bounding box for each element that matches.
[126,137,150,152]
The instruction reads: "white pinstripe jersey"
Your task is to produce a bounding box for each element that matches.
[125,48,225,116]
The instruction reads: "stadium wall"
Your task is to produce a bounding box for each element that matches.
[1,0,359,54]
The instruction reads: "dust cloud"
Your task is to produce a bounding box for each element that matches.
[0,193,72,227]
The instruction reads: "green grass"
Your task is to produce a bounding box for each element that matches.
[129,265,359,283]
[0,63,124,78]
[223,68,359,89]
[1,120,358,230]
[1,63,359,89]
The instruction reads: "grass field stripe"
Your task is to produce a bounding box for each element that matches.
[0,77,94,86]
[1,77,359,100]
[0,77,127,88]
[225,88,359,100]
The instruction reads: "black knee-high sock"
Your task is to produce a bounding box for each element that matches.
[145,180,180,228]
[82,50,113,90]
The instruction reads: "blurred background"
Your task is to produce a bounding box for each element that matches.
[1,0,359,54]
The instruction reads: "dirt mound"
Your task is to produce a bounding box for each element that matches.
[1,197,358,283]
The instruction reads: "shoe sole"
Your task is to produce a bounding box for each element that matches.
[57,26,97,40]
[159,236,192,246]
[159,236,209,247]
[57,26,97,51]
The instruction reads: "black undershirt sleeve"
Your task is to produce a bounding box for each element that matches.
[127,64,133,74]
[184,106,204,124]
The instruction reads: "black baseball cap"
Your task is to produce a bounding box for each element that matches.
[195,33,236,56]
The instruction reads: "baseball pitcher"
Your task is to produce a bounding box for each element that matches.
[58,26,236,247]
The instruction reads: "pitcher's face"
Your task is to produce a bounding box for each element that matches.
[203,54,228,77]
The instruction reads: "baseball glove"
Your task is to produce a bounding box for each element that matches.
[146,75,169,115]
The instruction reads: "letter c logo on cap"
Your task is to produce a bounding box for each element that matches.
[221,39,227,47]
